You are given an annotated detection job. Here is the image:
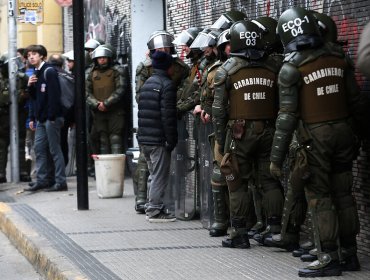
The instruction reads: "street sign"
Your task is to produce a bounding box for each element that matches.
[17,0,43,24]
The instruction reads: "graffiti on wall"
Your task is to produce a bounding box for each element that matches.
[84,0,131,61]
[171,0,369,86]
[105,4,131,60]
[84,0,106,42]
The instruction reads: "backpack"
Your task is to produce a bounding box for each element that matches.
[44,67,75,112]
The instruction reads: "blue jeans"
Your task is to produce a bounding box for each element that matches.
[141,145,171,217]
[34,118,66,185]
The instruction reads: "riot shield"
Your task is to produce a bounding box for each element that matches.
[166,112,198,220]
[198,121,214,229]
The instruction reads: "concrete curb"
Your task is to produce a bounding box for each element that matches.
[0,202,87,280]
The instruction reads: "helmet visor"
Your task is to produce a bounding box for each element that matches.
[211,15,232,31]
[172,30,195,46]
[147,32,174,50]
[217,29,230,47]
[190,32,209,50]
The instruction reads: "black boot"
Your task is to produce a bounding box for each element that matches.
[135,192,147,214]
[222,234,250,249]
[298,260,341,277]
[209,188,228,237]
[292,240,314,257]
[301,253,318,262]
[135,161,149,214]
[253,216,281,245]
[247,221,264,238]
[20,174,32,182]
[301,248,318,262]
[264,233,299,251]
[222,218,250,249]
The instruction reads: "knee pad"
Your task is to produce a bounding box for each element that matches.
[333,194,360,238]
[211,165,226,187]
[262,185,284,219]
[309,196,338,251]
[110,134,122,145]
[99,133,109,154]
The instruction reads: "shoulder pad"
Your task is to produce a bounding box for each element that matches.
[222,57,249,75]
[283,51,308,65]
[112,64,125,74]
[213,65,228,86]
[325,42,345,58]
[208,60,223,72]
[143,57,152,67]
[284,50,322,67]
[270,54,284,67]
[278,63,300,87]
[135,62,145,75]
[198,56,208,72]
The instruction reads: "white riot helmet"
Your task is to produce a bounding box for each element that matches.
[84,39,102,51]
[91,45,113,59]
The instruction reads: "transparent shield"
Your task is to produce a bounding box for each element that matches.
[190,32,209,50]
[170,112,198,220]
[198,121,214,229]
[211,15,231,31]
[172,30,193,46]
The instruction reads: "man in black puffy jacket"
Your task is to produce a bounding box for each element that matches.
[138,51,178,222]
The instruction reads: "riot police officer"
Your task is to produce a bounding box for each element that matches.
[265,12,346,255]
[174,27,203,114]
[245,16,284,240]
[0,53,30,183]
[86,45,127,154]
[270,7,363,277]
[197,29,231,236]
[213,20,284,248]
[84,38,105,177]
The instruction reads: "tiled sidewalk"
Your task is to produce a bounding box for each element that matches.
[1,177,369,280]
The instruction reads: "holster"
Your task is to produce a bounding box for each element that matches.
[220,152,241,192]
[290,147,311,190]
[232,119,246,140]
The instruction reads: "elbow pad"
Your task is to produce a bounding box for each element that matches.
[270,113,297,164]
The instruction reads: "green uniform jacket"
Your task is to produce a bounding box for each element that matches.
[86,64,127,110]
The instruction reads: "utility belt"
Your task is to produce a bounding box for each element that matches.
[229,119,274,140]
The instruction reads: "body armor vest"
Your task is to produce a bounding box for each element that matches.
[299,56,348,123]
[92,69,116,101]
[229,67,277,120]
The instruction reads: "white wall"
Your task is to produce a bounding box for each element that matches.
[131,0,164,146]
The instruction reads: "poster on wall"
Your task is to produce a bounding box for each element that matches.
[17,0,43,24]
